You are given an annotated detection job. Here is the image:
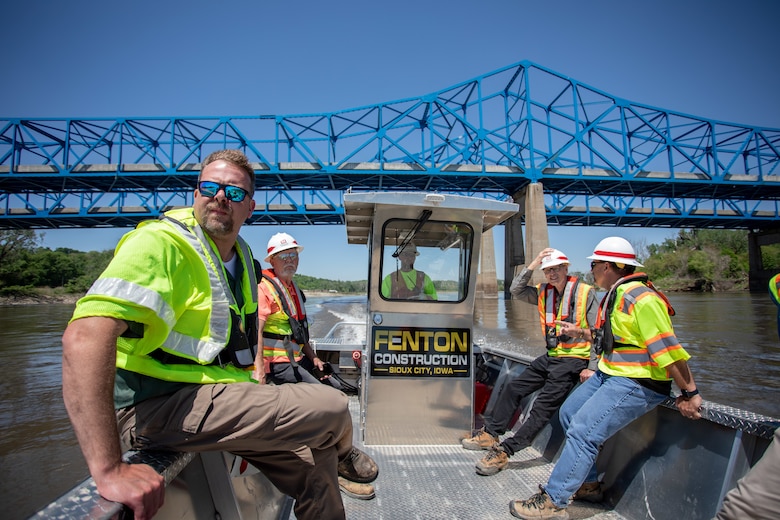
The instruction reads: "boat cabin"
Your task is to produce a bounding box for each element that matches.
[341,191,518,445]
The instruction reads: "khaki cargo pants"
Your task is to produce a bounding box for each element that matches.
[116,381,352,520]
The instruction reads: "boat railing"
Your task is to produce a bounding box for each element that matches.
[477,343,780,441]
[31,450,292,520]
[310,321,367,370]
[311,320,366,350]
[476,343,779,519]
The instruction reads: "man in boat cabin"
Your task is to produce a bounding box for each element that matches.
[380,241,438,300]
[61,149,376,520]
[509,237,703,520]
[462,247,598,478]
[255,232,376,500]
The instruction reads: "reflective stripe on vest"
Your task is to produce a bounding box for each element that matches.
[160,214,258,366]
[537,276,592,358]
[263,337,303,363]
[596,275,685,379]
[261,269,306,363]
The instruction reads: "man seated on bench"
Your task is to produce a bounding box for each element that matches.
[62,150,377,520]
[462,248,598,479]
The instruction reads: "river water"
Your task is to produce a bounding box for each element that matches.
[1,292,778,519]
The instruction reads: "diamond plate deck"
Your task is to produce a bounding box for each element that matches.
[331,396,626,520]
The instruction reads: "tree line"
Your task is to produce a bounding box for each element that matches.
[0,230,367,298]
[1,229,778,298]
[639,229,778,291]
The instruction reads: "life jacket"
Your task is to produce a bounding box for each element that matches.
[260,269,308,365]
[593,273,688,380]
[388,270,426,299]
[537,276,593,359]
[74,207,259,384]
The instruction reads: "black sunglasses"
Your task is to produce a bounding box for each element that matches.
[590,260,606,269]
[198,181,249,202]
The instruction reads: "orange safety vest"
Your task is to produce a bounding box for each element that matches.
[536,276,593,359]
[260,269,308,365]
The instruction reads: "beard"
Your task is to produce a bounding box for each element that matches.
[198,202,235,237]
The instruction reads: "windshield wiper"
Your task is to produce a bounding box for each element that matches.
[393,209,432,257]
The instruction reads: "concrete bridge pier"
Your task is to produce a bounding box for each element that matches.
[476,228,498,298]
[502,183,550,298]
[748,229,780,292]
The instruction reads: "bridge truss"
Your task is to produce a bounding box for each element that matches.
[1,60,779,230]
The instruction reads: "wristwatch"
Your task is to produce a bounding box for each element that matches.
[680,388,700,399]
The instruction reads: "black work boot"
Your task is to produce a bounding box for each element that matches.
[338,447,379,483]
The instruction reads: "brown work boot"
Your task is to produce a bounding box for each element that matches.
[338,447,378,483]
[509,486,569,519]
[338,477,376,500]
[573,481,603,503]
[476,444,509,476]
[461,427,499,451]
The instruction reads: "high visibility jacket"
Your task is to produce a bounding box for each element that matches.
[770,273,780,307]
[260,269,308,364]
[595,273,690,380]
[71,207,259,384]
[537,276,594,359]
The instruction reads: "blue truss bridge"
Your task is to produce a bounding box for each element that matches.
[1,59,779,230]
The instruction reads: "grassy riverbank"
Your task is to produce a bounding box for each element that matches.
[0,289,81,306]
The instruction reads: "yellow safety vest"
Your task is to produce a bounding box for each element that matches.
[71,207,259,384]
[537,276,594,359]
[260,269,307,364]
[770,273,780,306]
[596,274,690,380]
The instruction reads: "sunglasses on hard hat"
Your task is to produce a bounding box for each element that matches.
[198,181,249,202]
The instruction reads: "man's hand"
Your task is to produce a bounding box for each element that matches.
[675,394,703,420]
[666,360,702,420]
[529,247,556,270]
[312,356,326,372]
[579,368,595,383]
[63,317,167,518]
[96,462,165,520]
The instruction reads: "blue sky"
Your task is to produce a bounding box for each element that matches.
[2,0,778,279]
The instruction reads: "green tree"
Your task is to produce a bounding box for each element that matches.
[643,229,749,291]
[0,230,41,289]
[64,249,114,293]
[761,244,780,270]
[35,249,84,287]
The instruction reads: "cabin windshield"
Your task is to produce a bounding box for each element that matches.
[379,216,474,303]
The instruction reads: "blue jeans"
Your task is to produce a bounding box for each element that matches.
[543,371,668,508]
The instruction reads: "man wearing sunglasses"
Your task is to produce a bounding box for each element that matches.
[463,247,598,484]
[62,149,361,520]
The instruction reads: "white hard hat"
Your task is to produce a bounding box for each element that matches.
[399,242,419,256]
[541,249,569,269]
[587,236,643,267]
[265,232,303,263]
